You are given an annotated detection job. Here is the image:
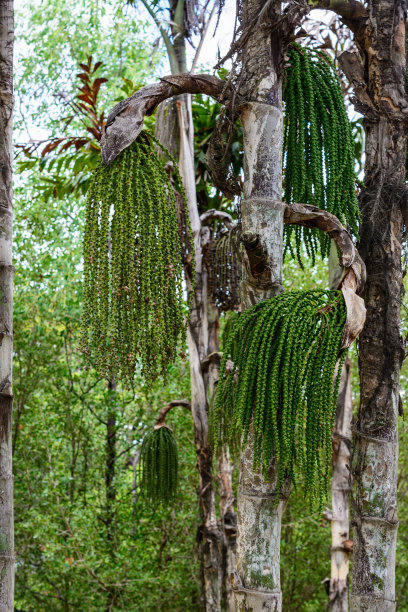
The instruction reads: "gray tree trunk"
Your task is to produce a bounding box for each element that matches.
[343,1,407,609]
[0,1,14,609]
[233,2,289,610]
[328,358,352,612]
[205,286,236,612]
[326,245,352,612]
[156,61,233,611]
[105,377,118,611]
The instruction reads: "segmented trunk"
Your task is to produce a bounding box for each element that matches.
[178,95,225,612]
[327,246,352,612]
[205,291,236,612]
[350,2,406,609]
[105,378,117,611]
[329,357,352,612]
[157,88,231,610]
[233,2,288,610]
[0,1,14,609]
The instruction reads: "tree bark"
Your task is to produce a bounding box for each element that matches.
[233,2,289,610]
[328,357,352,612]
[347,2,407,610]
[152,19,237,602]
[174,86,227,612]
[325,245,352,612]
[204,284,236,612]
[0,1,14,609]
[150,28,226,605]
[105,377,117,612]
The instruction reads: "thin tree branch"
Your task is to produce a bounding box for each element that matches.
[200,208,236,230]
[308,0,367,22]
[138,0,180,74]
[155,399,191,428]
[101,73,237,164]
[190,0,219,74]
[283,202,366,293]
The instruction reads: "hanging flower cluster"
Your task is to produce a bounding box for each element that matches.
[81,132,194,383]
[139,426,178,504]
[211,289,347,509]
[205,229,241,312]
[283,44,359,264]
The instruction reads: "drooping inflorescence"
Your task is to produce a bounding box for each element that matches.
[139,426,179,504]
[205,229,241,312]
[211,289,347,509]
[283,44,359,264]
[81,132,194,383]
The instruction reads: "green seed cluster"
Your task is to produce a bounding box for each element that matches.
[81,132,194,383]
[139,426,178,504]
[211,289,347,509]
[206,230,241,312]
[283,44,359,264]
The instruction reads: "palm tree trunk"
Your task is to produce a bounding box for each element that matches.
[0,1,14,608]
[329,357,352,611]
[346,2,407,609]
[233,2,289,610]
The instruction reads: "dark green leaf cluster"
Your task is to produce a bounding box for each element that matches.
[81,132,194,383]
[283,44,359,264]
[211,289,347,509]
[139,426,179,504]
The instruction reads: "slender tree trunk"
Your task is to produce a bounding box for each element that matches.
[0,1,14,609]
[105,378,117,612]
[233,2,290,610]
[173,94,225,611]
[348,2,406,610]
[328,357,352,612]
[326,245,352,612]
[205,287,236,612]
[149,3,234,605]
[155,44,235,606]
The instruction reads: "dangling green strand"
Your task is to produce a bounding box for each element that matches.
[139,426,179,504]
[283,44,359,264]
[81,131,194,383]
[210,289,347,510]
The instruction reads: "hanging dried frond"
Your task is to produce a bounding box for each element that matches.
[283,44,360,265]
[211,289,347,510]
[205,229,241,311]
[81,131,194,383]
[139,426,178,504]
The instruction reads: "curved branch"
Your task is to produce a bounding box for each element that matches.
[283,202,366,293]
[154,399,191,429]
[308,0,367,36]
[201,351,222,373]
[309,0,367,19]
[101,74,237,165]
[284,202,366,348]
[200,209,236,230]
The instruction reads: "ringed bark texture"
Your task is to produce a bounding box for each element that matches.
[233,1,289,610]
[0,1,14,609]
[350,1,407,609]
[177,94,225,612]
[330,357,352,612]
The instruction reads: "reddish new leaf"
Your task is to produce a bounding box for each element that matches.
[92,61,103,73]
[41,138,65,157]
